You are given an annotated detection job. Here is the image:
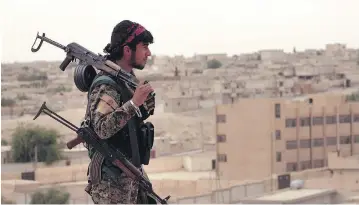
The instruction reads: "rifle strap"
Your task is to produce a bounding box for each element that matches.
[119,82,142,168]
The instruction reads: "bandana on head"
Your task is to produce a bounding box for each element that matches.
[121,23,146,46]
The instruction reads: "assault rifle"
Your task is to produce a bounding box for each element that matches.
[33,102,170,204]
[31,31,155,150]
[30,32,155,96]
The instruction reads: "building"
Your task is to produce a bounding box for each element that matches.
[215,90,359,181]
[241,188,337,204]
[1,146,12,164]
[163,95,200,113]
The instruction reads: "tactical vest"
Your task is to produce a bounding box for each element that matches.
[84,72,154,184]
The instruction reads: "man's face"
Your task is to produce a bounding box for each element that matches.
[131,42,151,70]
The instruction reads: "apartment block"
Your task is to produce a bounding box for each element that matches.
[215,92,359,181]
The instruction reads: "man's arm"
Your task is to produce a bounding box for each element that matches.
[88,84,138,139]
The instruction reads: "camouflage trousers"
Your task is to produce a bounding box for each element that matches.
[90,171,143,204]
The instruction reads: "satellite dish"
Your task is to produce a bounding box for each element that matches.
[290,179,304,189]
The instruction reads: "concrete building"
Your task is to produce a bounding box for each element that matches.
[241,188,337,204]
[1,145,12,164]
[215,90,359,181]
[163,95,200,113]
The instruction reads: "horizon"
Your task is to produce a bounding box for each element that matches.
[1,41,357,65]
[1,0,359,64]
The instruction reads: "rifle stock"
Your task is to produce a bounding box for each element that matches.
[33,101,170,204]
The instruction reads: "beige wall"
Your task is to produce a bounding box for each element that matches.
[163,96,200,113]
[183,152,215,172]
[3,165,358,204]
[215,92,359,181]
[216,98,274,181]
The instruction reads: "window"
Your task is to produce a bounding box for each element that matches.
[354,114,359,122]
[216,114,226,123]
[300,139,310,148]
[286,140,297,150]
[276,152,282,162]
[275,130,281,140]
[300,117,311,127]
[313,159,325,168]
[312,117,323,125]
[217,134,226,142]
[285,119,297,128]
[312,138,324,147]
[275,103,281,118]
[217,154,227,162]
[327,137,337,146]
[339,115,351,123]
[355,135,359,143]
[326,116,336,124]
[300,160,311,170]
[286,162,297,172]
[340,136,351,144]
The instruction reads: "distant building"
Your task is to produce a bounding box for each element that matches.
[215,90,359,181]
[1,146,12,163]
[163,95,200,113]
[241,188,337,204]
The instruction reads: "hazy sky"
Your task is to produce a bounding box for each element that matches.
[1,0,358,63]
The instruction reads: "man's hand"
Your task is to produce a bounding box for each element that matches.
[131,81,154,107]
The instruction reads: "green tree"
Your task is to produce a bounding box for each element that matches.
[11,123,62,165]
[207,59,222,69]
[1,139,8,146]
[30,188,70,204]
[1,97,15,107]
[346,91,359,102]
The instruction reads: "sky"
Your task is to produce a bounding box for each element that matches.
[1,0,358,63]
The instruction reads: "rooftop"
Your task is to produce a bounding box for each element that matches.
[148,170,216,180]
[242,188,336,204]
[1,145,11,152]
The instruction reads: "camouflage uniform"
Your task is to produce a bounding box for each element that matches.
[87,83,149,204]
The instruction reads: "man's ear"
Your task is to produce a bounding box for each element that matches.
[123,45,131,54]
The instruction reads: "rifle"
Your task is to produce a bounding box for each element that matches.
[31,31,155,150]
[33,101,170,204]
[30,32,155,97]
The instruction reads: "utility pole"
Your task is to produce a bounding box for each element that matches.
[200,122,204,151]
[34,144,38,170]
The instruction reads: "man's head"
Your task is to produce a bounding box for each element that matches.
[104,20,154,70]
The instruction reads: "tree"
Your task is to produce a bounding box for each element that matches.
[30,188,70,204]
[207,59,222,69]
[11,123,62,165]
[1,139,8,146]
[1,97,15,107]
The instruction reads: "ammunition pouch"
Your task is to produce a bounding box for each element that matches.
[139,122,155,165]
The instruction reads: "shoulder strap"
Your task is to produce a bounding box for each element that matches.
[87,75,119,99]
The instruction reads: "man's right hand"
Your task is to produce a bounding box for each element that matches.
[131,81,154,107]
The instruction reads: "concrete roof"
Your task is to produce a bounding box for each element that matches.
[242,188,336,204]
[148,170,216,180]
[1,180,39,185]
[1,145,11,152]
